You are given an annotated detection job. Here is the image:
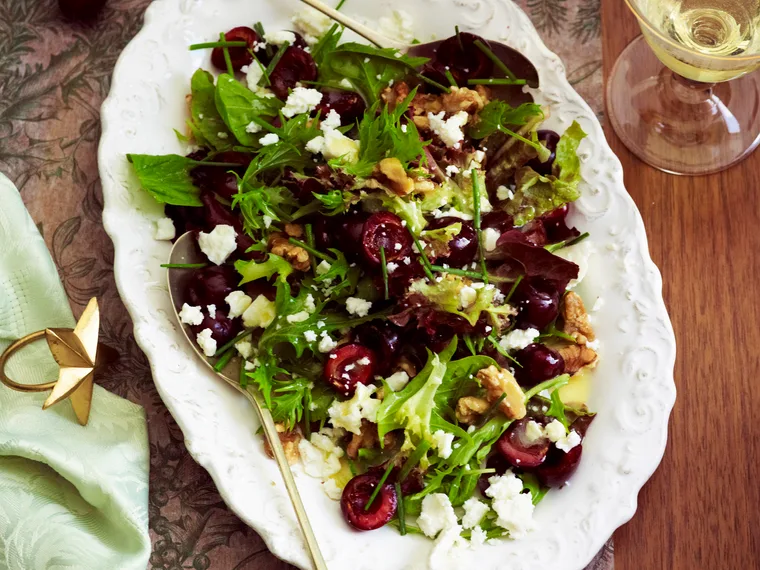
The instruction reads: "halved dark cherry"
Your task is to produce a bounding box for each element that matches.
[434,32,494,81]
[526,129,560,176]
[571,414,595,438]
[190,310,242,346]
[513,343,565,387]
[282,169,327,204]
[540,204,580,244]
[165,205,206,235]
[244,279,277,302]
[199,192,241,230]
[191,151,251,201]
[425,216,478,267]
[496,418,550,469]
[361,212,412,265]
[352,323,401,373]
[477,453,511,495]
[211,27,259,72]
[341,473,398,531]
[536,443,582,488]
[316,90,366,125]
[186,265,239,307]
[324,344,377,396]
[482,211,515,233]
[270,47,318,99]
[512,277,561,330]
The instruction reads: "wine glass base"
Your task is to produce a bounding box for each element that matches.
[607,35,760,176]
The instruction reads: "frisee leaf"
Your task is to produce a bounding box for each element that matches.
[127,154,201,206]
[234,254,293,285]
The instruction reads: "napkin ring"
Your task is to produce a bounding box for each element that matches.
[0,298,115,425]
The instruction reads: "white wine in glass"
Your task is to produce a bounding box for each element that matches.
[607,0,760,175]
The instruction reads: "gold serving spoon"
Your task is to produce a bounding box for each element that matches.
[166,232,327,570]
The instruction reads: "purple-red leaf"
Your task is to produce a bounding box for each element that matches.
[492,230,579,287]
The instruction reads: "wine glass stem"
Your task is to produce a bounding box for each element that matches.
[667,71,715,105]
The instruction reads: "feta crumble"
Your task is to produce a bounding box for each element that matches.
[523,420,545,444]
[206,304,216,319]
[235,340,253,359]
[282,87,323,118]
[427,111,469,148]
[179,303,203,326]
[556,430,581,452]
[298,430,344,478]
[445,165,460,178]
[316,260,332,275]
[304,330,318,342]
[292,7,333,44]
[259,133,280,146]
[431,430,455,459]
[496,185,514,201]
[328,383,381,433]
[154,217,176,240]
[345,297,372,317]
[418,494,459,538]
[198,225,237,265]
[264,30,296,45]
[196,328,217,357]
[461,498,490,530]
[287,311,310,323]
[486,472,535,538]
[242,295,276,328]
[554,240,594,290]
[385,370,410,391]
[459,285,477,309]
[386,261,399,274]
[498,328,539,352]
[378,9,415,43]
[245,121,262,134]
[544,419,567,442]
[317,332,337,353]
[225,291,253,318]
[482,227,501,251]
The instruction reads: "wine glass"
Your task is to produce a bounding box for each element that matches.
[607,0,760,175]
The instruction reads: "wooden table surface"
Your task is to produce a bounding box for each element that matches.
[602,2,760,568]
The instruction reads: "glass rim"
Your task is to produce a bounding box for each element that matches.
[625,0,760,62]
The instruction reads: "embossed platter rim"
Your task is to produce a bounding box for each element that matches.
[98,1,677,569]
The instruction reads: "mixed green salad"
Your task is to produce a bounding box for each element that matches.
[128,7,600,553]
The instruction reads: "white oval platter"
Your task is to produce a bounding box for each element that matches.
[99,0,677,568]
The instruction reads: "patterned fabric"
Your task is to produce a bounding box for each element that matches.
[0,1,609,568]
[0,174,150,570]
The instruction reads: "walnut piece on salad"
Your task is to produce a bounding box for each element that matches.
[128,9,599,548]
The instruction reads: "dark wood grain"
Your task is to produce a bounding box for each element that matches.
[602,2,760,568]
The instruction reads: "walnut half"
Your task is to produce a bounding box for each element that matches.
[561,291,596,344]
[559,344,599,375]
[269,232,310,272]
[263,423,302,465]
[476,365,527,420]
[455,396,490,425]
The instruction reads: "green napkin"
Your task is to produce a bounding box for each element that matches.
[0,173,150,570]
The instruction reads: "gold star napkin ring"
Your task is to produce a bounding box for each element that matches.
[0,298,114,425]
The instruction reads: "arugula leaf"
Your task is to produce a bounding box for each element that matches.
[434,354,497,412]
[332,91,427,178]
[320,43,429,104]
[469,100,544,140]
[546,388,569,429]
[127,154,201,206]
[311,23,344,69]
[517,472,549,505]
[234,254,293,285]
[214,74,283,147]
[446,415,512,468]
[313,188,356,215]
[242,353,288,406]
[190,69,232,149]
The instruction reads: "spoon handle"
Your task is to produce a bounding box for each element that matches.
[244,385,328,570]
[298,0,406,50]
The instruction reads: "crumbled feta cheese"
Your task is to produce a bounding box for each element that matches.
[242,295,276,328]
[179,303,204,326]
[262,215,273,228]
[282,87,323,118]
[470,526,487,547]
[394,243,402,251]
[245,121,262,134]
[298,430,344,478]
[418,494,459,538]
[553,240,593,290]
[556,430,581,452]
[523,420,545,444]
[245,63,265,94]
[496,185,514,201]
[544,419,567,442]
[431,430,454,459]
[433,207,473,221]
[321,108,342,130]
[427,111,469,148]
[198,224,237,265]
[486,472,535,538]
[345,297,372,317]
[386,261,399,274]
[459,285,477,309]
[322,478,343,500]
[493,289,505,304]
[401,124,408,133]
[196,328,217,357]
[217,132,228,139]
[259,133,279,146]
[482,227,501,251]
[206,304,216,319]
[286,311,310,323]
[264,30,296,45]
[328,383,380,433]
[498,328,539,352]
[356,357,371,366]
[304,330,318,342]
[445,165,460,178]
[154,217,176,240]
[317,333,337,353]
[244,359,258,371]
[292,7,333,44]
[461,498,490,529]
[339,78,353,89]
[385,370,410,391]
[304,293,316,313]
[322,129,360,161]
[305,135,326,154]
[378,9,415,43]
[235,340,253,359]
[226,291,253,318]
[316,260,332,275]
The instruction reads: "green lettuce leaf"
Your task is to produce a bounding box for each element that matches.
[469,100,544,140]
[126,154,201,206]
[552,120,586,183]
[234,253,292,285]
[190,69,232,149]
[214,73,283,147]
[420,223,462,258]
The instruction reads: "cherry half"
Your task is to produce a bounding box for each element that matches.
[361,212,412,266]
[434,32,494,82]
[495,418,550,469]
[190,310,242,346]
[324,344,377,396]
[185,265,239,308]
[425,216,478,267]
[316,90,366,126]
[270,47,318,99]
[536,444,582,488]
[512,277,561,330]
[341,473,398,531]
[211,27,259,72]
[513,343,565,387]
